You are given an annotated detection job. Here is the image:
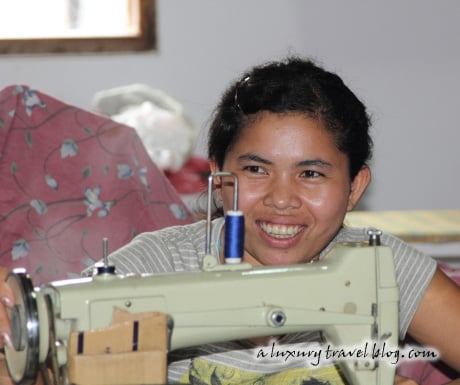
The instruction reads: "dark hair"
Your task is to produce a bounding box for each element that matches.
[207,57,373,180]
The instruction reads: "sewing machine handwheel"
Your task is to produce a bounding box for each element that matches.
[4,270,40,385]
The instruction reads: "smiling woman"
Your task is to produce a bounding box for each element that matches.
[0,0,156,54]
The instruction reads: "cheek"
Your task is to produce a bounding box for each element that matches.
[223,183,262,212]
[304,185,350,216]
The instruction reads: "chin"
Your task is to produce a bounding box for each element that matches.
[261,255,305,266]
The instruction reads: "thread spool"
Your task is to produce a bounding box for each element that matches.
[224,210,244,264]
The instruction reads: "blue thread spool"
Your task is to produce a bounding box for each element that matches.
[224,210,244,264]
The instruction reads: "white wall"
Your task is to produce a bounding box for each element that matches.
[1,0,459,211]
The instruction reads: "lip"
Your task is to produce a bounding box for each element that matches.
[256,219,306,247]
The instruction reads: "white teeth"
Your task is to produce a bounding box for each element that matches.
[259,222,303,239]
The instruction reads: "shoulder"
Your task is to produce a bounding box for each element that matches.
[107,219,225,275]
[328,226,434,262]
[329,225,437,337]
[141,218,225,254]
[136,220,208,245]
[332,226,436,269]
[96,221,205,275]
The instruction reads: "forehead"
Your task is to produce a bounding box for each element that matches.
[230,112,339,156]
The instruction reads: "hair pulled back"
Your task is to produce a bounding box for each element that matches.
[207,57,373,180]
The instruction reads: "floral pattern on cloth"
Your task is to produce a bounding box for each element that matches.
[179,357,344,385]
[0,85,193,284]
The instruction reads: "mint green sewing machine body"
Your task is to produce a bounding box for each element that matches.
[6,240,400,385]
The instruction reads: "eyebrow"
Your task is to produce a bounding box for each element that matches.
[296,159,333,168]
[237,153,272,165]
[237,153,333,168]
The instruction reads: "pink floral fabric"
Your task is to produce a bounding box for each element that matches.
[0,85,193,283]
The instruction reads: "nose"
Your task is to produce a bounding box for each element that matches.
[263,177,301,210]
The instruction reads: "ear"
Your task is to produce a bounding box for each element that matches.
[209,159,219,175]
[209,159,223,200]
[347,165,371,211]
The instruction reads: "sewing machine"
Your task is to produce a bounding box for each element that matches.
[3,173,400,385]
[4,235,399,385]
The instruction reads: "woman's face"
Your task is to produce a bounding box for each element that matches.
[210,112,370,266]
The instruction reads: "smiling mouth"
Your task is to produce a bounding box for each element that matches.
[258,221,304,239]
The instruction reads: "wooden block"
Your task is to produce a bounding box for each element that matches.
[68,350,167,385]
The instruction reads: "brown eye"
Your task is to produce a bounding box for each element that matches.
[301,170,322,178]
[244,165,265,174]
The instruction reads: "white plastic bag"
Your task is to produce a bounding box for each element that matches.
[93,84,196,172]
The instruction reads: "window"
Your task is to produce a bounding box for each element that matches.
[0,0,156,54]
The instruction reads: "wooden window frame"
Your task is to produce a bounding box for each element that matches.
[0,0,156,55]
